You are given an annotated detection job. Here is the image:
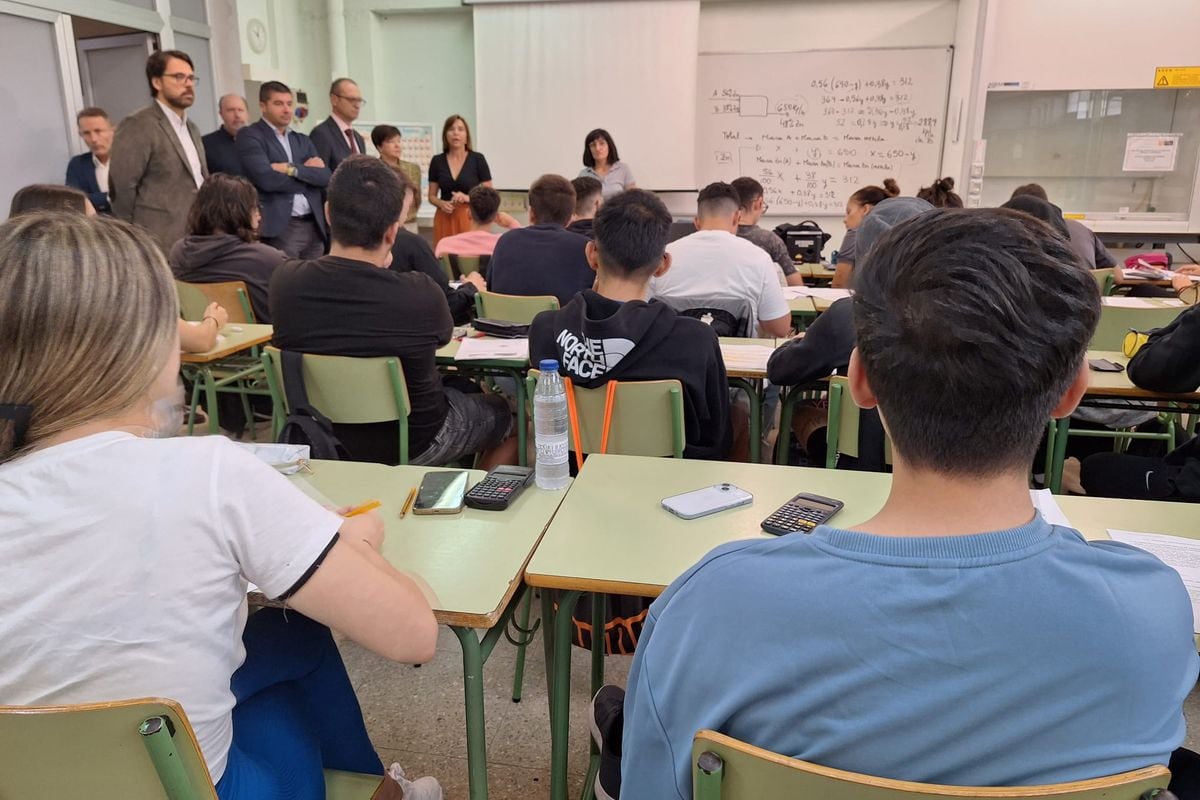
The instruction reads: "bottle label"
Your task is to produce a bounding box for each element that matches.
[536,438,569,462]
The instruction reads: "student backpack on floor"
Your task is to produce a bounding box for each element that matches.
[275,350,351,460]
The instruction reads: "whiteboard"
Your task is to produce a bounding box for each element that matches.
[697,47,953,214]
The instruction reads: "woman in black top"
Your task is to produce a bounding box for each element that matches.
[428,114,494,246]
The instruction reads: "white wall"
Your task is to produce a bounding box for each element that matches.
[234,0,331,129]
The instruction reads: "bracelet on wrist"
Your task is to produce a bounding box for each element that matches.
[203,315,219,327]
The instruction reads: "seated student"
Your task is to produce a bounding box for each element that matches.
[270,155,515,467]
[650,182,791,338]
[487,174,594,305]
[1010,183,1116,270]
[566,176,602,239]
[169,173,286,323]
[1082,269,1200,501]
[916,176,963,208]
[389,169,485,325]
[833,179,900,288]
[0,212,442,800]
[593,208,1199,800]
[731,176,804,286]
[529,189,731,462]
[433,185,520,259]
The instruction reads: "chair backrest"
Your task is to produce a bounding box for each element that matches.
[1091,268,1114,296]
[263,346,411,424]
[0,697,217,800]
[438,254,455,282]
[825,376,892,467]
[692,730,1171,800]
[175,280,256,324]
[526,370,685,457]
[1092,304,1184,350]
[475,290,560,324]
[441,253,491,280]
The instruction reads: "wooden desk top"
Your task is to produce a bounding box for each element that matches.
[718,337,783,379]
[1085,350,1200,402]
[288,460,568,628]
[179,323,273,364]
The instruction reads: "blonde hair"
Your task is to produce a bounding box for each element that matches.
[0,213,178,461]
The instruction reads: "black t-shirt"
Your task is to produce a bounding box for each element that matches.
[487,224,593,306]
[428,151,492,200]
[389,230,477,325]
[268,255,453,460]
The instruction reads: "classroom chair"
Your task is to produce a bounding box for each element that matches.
[440,253,490,281]
[1092,268,1115,297]
[692,730,1173,800]
[262,347,413,465]
[474,291,559,324]
[0,698,384,800]
[175,279,256,325]
[1092,305,1184,350]
[825,376,892,469]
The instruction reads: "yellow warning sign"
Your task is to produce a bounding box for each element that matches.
[1154,66,1200,88]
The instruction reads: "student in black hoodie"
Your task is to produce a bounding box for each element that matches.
[529,189,731,461]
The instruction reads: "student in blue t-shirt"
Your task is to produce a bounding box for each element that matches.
[588,208,1199,800]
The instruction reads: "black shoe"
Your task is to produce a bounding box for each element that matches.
[589,685,625,800]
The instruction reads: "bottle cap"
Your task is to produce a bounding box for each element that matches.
[538,359,560,372]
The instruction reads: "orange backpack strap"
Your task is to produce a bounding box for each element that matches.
[563,377,586,473]
[599,380,619,455]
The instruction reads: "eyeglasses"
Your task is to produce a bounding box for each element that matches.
[164,73,199,85]
[335,95,367,106]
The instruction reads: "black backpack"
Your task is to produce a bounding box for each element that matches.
[774,220,832,263]
[275,350,351,460]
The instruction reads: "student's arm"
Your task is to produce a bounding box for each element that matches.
[756,256,793,337]
[785,271,806,286]
[236,129,310,194]
[1093,233,1117,269]
[1126,305,1200,393]
[178,303,229,353]
[832,260,853,288]
[766,299,854,386]
[496,211,521,229]
[759,313,792,338]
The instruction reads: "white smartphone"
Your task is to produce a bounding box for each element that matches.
[661,483,753,520]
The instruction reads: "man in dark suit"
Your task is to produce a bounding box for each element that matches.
[65,107,115,214]
[237,81,330,258]
[309,77,367,174]
[201,94,248,176]
[108,50,208,252]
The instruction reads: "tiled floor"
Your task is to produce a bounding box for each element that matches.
[340,598,1200,800]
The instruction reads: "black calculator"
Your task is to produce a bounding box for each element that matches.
[760,492,844,535]
[464,465,536,511]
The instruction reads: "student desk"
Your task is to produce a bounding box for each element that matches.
[524,454,891,799]
[285,459,568,800]
[793,261,838,283]
[435,338,532,466]
[180,323,273,435]
[719,337,784,462]
[1046,350,1200,493]
[1112,265,1199,289]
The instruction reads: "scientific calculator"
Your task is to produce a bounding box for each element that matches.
[464,465,535,511]
[760,492,844,535]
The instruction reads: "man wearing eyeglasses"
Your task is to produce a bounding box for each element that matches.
[310,78,368,174]
[109,49,209,253]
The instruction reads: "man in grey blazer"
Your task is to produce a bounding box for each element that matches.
[109,49,208,253]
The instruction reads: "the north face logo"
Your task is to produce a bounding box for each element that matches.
[555,329,635,379]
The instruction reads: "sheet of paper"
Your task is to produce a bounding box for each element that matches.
[783,287,852,301]
[1102,296,1161,309]
[1029,489,1072,528]
[454,336,530,361]
[719,344,777,371]
[1108,529,1200,628]
[1122,133,1181,172]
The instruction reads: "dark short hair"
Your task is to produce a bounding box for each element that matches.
[187,174,259,243]
[76,107,110,123]
[593,190,672,279]
[583,129,619,168]
[850,178,900,207]
[1001,195,1070,239]
[371,124,401,150]
[852,208,1099,475]
[571,176,602,215]
[327,155,404,249]
[1011,183,1049,202]
[441,115,472,153]
[146,50,193,98]
[469,186,501,224]
[259,81,292,103]
[529,174,575,226]
[696,182,741,217]
[730,177,764,210]
[916,177,962,208]
[330,77,356,96]
[9,185,88,217]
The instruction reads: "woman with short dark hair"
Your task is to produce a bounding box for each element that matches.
[579,128,636,199]
[371,124,421,223]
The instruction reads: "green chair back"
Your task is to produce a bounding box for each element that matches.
[692,730,1171,800]
[438,255,455,282]
[1091,268,1115,296]
[825,376,892,468]
[440,254,490,280]
[475,291,559,324]
[262,347,412,463]
[1092,304,1183,350]
[0,698,385,800]
[175,280,256,324]
[526,370,685,457]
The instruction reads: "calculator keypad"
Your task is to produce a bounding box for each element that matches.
[760,494,840,535]
[465,477,527,509]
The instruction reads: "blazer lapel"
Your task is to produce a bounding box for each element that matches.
[154,105,192,175]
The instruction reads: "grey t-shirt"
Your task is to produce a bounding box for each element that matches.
[836,228,857,264]
[1066,219,1116,269]
[737,224,795,276]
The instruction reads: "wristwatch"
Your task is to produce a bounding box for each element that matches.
[287,165,297,177]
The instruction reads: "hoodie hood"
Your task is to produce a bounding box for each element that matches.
[856,196,935,264]
[170,234,252,274]
[551,290,677,387]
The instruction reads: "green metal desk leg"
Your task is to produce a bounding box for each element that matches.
[511,588,532,702]
[542,589,557,707]
[513,368,528,467]
[775,386,800,465]
[580,593,606,800]
[186,374,203,435]
[451,626,491,800]
[202,366,220,434]
[1049,417,1071,494]
[550,590,583,800]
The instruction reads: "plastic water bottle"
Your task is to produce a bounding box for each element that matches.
[533,359,570,490]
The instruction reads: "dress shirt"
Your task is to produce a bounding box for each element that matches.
[271,126,312,218]
[333,114,359,154]
[92,154,110,200]
[156,100,203,189]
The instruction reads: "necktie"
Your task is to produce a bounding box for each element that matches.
[346,129,358,154]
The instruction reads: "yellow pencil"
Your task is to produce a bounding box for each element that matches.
[343,499,381,518]
[399,487,418,519]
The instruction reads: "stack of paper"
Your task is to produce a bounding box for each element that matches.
[1108,529,1200,627]
[783,287,853,301]
[454,337,530,361]
[719,344,777,372]
[1102,296,1163,309]
[1029,489,1072,527]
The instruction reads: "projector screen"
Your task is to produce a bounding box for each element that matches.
[473,0,699,191]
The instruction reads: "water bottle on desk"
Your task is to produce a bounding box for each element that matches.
[533,359,570,490]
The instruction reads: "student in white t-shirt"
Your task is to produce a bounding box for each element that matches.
[650,182,791,338]
[0,212,441,800]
